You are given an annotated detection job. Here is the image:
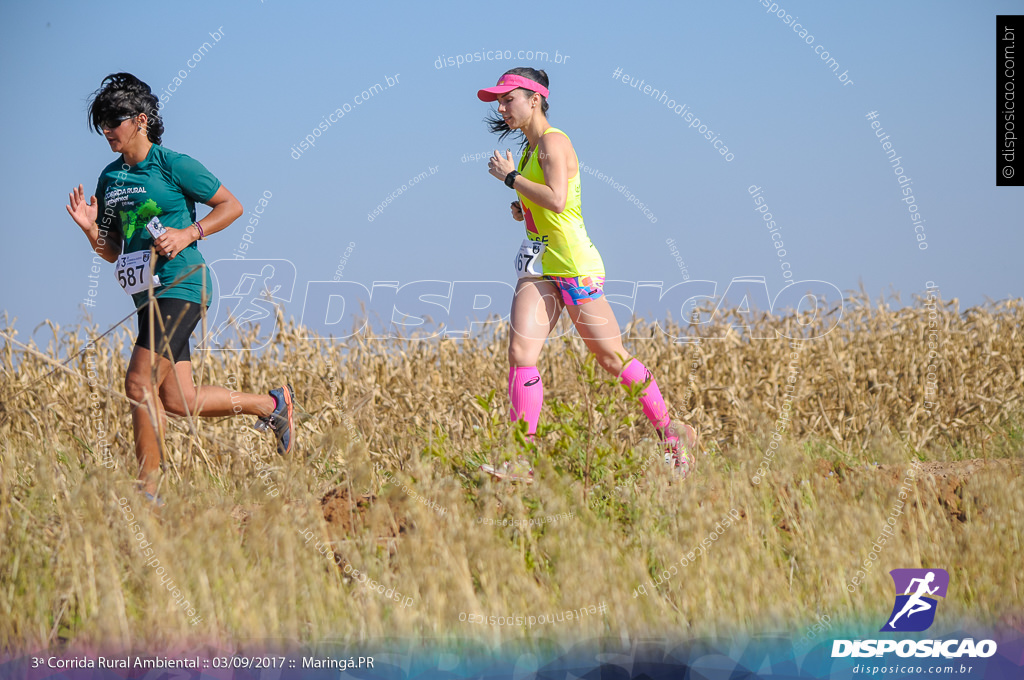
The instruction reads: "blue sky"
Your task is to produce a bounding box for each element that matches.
[1,0,1021,345]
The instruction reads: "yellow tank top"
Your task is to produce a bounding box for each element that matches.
[517,127,605,277]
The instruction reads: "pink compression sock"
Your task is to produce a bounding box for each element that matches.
[509,366,544,435]
[619,359,671,430]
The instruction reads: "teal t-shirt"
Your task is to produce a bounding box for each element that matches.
[95,144,220,309]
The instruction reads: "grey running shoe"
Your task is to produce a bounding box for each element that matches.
[256,384,295,455]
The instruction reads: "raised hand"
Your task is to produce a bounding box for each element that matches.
[66,184,98,233]
[488,149,516,181]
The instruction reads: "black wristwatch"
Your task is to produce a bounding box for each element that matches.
[504,170,520,189]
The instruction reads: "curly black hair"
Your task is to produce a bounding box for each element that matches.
[87,72,164,144]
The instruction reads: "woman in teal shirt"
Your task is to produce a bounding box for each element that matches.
[66,73,295,503]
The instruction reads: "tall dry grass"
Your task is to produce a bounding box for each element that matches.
[0,294,1021,653]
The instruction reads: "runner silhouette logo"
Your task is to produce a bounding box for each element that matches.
[881,568,949,632]
[202,259,297,351]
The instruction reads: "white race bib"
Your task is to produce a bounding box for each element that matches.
[115,250,161,295]
[514,239,545,278]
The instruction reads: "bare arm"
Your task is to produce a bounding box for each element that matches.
[66,184,121,262]
[153,185,244,259]
[193,184,244,238]
[530,132,573,213]
[488,132,576,214]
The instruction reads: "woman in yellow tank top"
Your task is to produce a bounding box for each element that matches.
[476,67,698,482]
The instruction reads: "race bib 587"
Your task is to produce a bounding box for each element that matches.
[115,250,161,295]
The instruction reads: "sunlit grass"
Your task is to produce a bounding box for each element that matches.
[1,294,1021,652]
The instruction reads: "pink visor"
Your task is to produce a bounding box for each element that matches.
[477,74,549,102]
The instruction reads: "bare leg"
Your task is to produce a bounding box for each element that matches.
[125,347,277,495]
[508,277,564,367]
[563,296,631,375]
[158,361,275,418]
[507,278,563,434]
[125,347,175,496]
[567,297,674,432]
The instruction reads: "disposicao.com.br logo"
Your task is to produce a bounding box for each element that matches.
[832,568,997,660]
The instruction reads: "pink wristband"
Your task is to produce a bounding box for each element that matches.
[193,221,205,240]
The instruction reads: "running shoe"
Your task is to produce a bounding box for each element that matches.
[661,421,698,480]
[480,456,534,484]
[142,490,166,508]
[256,384,295,455]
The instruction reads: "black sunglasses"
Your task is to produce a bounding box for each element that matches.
[100,113,138,130]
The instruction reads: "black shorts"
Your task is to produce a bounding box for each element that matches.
[135,297,205,363]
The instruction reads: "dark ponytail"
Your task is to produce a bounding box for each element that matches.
[88,72,164,144]
[484,67,549,151]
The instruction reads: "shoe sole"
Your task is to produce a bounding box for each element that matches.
[666,423,698,480]
[674,451,696,480]
[143,491,166,508]
[278,384,295,455]
[479,463,534,484]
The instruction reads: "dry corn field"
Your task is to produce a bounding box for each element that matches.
[0,293,1022,653]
